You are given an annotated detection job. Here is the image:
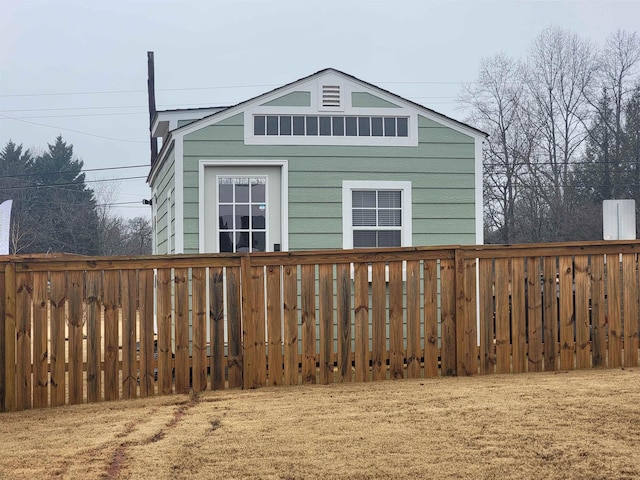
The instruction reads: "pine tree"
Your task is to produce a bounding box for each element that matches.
[30,136,100,254]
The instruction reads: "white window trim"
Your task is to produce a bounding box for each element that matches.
[342,180,412,249]
[198,159,289,253]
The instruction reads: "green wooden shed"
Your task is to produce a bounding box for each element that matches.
[148,68,487,254]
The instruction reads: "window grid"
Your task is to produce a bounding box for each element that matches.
[254,115,409,138]
[352,190,402,248]
[218,177,267,253]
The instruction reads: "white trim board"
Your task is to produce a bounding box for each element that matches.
[198,159,289,253]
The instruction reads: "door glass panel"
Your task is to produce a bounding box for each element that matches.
[219,205,233,230]
[219,232,234,252]
[252,205,266,229]
[252,232,266,252]
[252,182,265,202]
[218,176,268,252]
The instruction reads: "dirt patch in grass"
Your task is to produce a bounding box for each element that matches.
[1,369,639,479]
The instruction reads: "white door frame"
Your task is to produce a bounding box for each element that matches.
[198,159,289,253]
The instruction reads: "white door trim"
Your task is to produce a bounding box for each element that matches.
[198,159,289,253]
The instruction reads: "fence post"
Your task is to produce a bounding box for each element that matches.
[241,254,256,389]
[3,262,16,411]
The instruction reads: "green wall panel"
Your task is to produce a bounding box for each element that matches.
[351,92,400,108]
[261,91,311,107]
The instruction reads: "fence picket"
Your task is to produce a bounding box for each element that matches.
[210,267,225,390]
[301,264,316,385]
[103,270,120,401]
[440,259,456,376]
[68,270,84,404]
[543,257,558,371]
[371,262,386,381]
[526,257,543,372]
[156,268,173,395]
[267,265,284,386]
[121,270,137,400]
[318,264,334,384]
[283,265,298,385]
[590,256,606,368]
[50,271,67,407]
[336,264,351,382]
[622,254,638,367]
[33,272,49,408]
[226,266,243,388]
[607,254,622,368]
[479,258,494,374]
[191,267,207,392]
[16,272,32,410]
[407,260,421,378]
[574,256,591,369]
[354,262,369,382]
[559,256,575,370]
[495,258,510,373]
[244,265,266,389]
[388,261,404,379]
[511,258,526,373]
[423,259,439,378]
[174,268,190,394]
[138,269,154,397]
[463,257,478,375]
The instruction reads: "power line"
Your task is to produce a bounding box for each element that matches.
[0,176,147,191]
[0,164,147,180]
[0,114,148,143]
[0,80,469,99]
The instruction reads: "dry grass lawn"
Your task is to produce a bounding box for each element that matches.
[1,369,639,479]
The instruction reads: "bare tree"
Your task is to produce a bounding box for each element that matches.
[460,53,540,243]
[522,26,597,240]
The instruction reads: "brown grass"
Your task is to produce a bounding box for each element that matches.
[1,369,640,479]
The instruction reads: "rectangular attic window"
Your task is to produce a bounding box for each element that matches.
[253,115,409,138]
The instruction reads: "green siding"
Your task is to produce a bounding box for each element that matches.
[153,147,176,254]
[261,91,311,107]
[351,92,400,108]
[180,112,477,251]
[178,119,198,127]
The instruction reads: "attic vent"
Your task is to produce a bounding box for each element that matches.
[321,85,341,108]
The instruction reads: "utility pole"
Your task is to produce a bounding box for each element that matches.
[147,51,158,166]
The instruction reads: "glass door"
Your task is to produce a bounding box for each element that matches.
[217,176,267,252]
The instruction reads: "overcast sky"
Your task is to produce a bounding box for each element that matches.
[1,0,639,220]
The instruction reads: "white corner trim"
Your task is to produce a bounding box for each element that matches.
[167,189,173,255]
[475,138,484,245]
[342,180,412,249]
[174,137,184,253]
[198,159,289,253]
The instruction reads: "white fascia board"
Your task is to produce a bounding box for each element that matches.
[174,134,184,253]
[198,159,289,253]
[475,138,484,245]
[148,136,174,186]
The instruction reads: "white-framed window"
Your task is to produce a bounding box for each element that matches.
[342,181,412,249]
[253,115,409,138]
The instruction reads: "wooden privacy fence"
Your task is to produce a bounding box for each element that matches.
[2,241,640,412]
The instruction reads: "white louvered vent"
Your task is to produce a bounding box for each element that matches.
[321,84,341,108]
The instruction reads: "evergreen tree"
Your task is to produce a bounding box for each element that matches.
[0,141,38,253]
[30,136,100,254]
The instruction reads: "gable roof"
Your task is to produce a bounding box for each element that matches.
[148,68,488,181]
[168,68,487,138]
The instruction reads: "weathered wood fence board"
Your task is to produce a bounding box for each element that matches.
[2,241,640,412]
